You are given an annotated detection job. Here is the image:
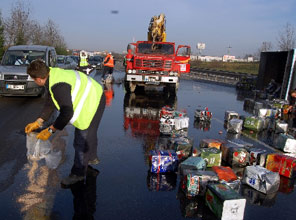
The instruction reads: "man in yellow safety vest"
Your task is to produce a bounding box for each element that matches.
[25,59,105,186]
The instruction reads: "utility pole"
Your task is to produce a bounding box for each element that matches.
[226,45,232,55]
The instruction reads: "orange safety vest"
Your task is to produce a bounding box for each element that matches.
[104,54,114,68]
[104,88,114,107]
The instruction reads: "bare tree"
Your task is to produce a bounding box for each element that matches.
[0,11,5,59]
[2,1,68,53]
[43,19,60,46]
[30,20,44,45]
[260,41,273,52]
[4,1,32,46]
[42,19,67,54]
[254,41,273,60]
[277,22,296,51]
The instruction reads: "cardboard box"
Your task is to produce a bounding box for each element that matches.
[224,111,239,122]
[275,121,288,133]
[227,147,249,167]
[242,165,280,194]
[183,171,200,197]
[195,109,212,121]
[199,139,224,149]
[180,170,219,197]
[174,116,189,130]
[227,119,243,134]
[172,136,193,161]
[212,166,238,182]
[274,133,296,153]
[243,116,264,131]
[201,148,222,167]
[257,108,277,118]
[179,156,206,175]
[205,183,246,220]
[221,142,239,162]
[150,150,178,173]
[266,154,296,178]
[248,147,272,167]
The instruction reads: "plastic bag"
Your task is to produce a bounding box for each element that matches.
[26,132,51,160]
[45,149,62,169]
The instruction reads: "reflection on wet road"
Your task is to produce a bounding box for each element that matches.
[0,70,295,219]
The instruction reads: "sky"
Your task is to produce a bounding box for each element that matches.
[0,0,296,57]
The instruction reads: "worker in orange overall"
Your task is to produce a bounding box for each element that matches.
[125,49,133,72]
[102,52,114,82]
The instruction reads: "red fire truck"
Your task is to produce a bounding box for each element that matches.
[124,41,190,94]
[124,14,190,94]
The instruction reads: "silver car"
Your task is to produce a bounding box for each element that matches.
[0,45,57,96]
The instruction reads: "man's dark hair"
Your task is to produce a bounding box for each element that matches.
[27,59,50,79]
[289,89,296,96]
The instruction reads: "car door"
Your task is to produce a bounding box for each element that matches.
[49,49,57,67]
[175,45,191,73]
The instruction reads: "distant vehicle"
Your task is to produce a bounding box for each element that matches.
[88,55,103,69]
[56,55,77,69]
[0,45,57,96]
[70,55,79,64]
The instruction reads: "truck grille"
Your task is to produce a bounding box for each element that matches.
[164,60,172,68]
[135,59,164,68]
[4,75,28,80]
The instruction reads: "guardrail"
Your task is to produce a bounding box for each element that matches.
[181,68,257,87]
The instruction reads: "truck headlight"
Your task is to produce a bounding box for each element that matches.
[132,69,136,74]
[128,69,132,73]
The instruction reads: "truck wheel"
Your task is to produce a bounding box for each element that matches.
[166,84,177,96]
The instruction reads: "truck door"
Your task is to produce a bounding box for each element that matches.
[175,45,191,73]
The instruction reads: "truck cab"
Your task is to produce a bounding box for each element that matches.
[124,41,190,94]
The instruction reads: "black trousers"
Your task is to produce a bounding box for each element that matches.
[71,94,106,176]
[102,66,113,79]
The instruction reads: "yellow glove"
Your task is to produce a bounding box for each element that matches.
[36,128,52,141]
[25,119,42,134]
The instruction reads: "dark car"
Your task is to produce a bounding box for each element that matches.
[57,55,77,70]
[88,55,103,69]
[70,55,79,65]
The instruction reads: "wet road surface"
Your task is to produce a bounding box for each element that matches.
[0,69,295,219]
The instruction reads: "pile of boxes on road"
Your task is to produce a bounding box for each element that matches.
[242,98,292,134]
[147,104,296,220]
[241,98,296,155]
[193,107,212,132]
[159,105,189,137]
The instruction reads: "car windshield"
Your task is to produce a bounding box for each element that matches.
[94,56,103,61]
[70,56,79,64]
[137,43,174,55]
[89,56,102,62]
[1,50,46,66]
[57,56,65,64]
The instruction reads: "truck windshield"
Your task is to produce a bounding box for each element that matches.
[1,50,46,66]
[137,43,174,55]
